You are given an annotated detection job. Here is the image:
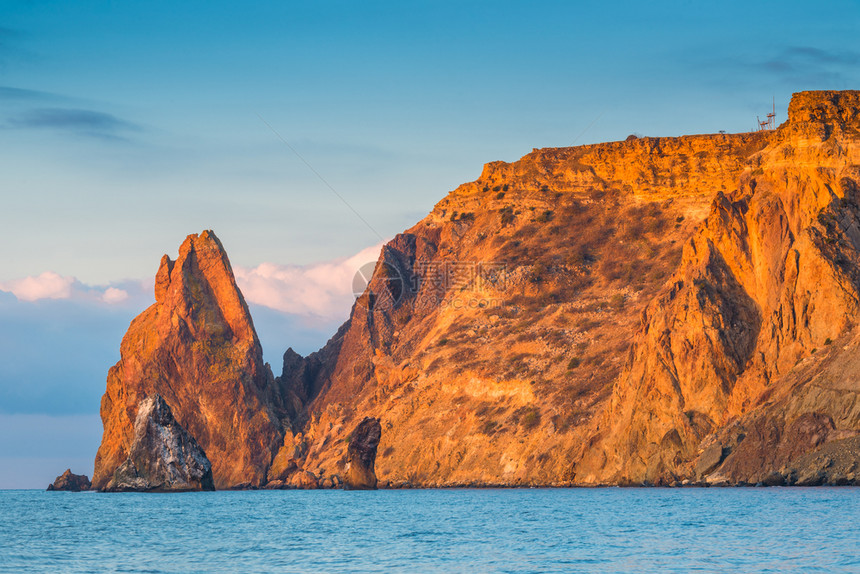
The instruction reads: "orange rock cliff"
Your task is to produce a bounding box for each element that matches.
[94,90,860,488]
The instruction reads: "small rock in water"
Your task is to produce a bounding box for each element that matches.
[47,469,91,492]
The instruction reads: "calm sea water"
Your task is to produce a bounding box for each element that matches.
[1,488,858,573]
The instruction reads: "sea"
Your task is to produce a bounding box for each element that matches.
[1,488,858,573]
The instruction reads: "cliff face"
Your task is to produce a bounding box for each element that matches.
[277,90,860,487]
[92,231,282,490]
[576,90,860,484]
[278,124,775,486]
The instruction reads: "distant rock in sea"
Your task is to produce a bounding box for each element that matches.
[345,417,382,489]
[104,394,215,492]
[47,469,91,492]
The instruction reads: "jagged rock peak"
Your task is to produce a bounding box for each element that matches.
[153,230,258,345]
[105,394,215,492]
[93,230,282,491]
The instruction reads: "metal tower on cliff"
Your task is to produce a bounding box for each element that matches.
[757,97,776,131]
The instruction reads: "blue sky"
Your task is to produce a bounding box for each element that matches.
[1,0,858,487]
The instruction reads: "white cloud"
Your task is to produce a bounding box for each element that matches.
[0,273,149,306]
[101,287,129,304]
[234,242,384,319]
[0,271,75,301]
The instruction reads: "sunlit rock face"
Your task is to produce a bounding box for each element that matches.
[93,231,282,490]
[279,91,860,487]
[275,103,772,486]
[577,90,860,485]
[91,91,860,489]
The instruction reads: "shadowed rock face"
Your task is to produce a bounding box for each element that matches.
[47,469,91,492]
[105,394,214,492]
[93,230,282,490]
[345,417,382,489]
[700,327,860,486]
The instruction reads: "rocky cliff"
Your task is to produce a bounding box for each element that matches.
[91,91,860,489]
[273,115,775,486]
[576,90,860,485]
[93,230,283,490]
[277,90,860,487]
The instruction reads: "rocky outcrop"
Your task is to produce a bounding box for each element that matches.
[288,470,320,489]
[266,430,300,482]
[47,469,91,491]
[93,230,282,490]
[104,394,215,492]
[345,417,382,489]
[698,326,860,486]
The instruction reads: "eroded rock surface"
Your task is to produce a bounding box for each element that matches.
[105,394,214,492]
[576,90,860,485]
[284,90,860,487]
[282,126,769,487]
[345,417,382,489]
[88,91,860,488]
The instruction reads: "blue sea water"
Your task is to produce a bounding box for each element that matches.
[1,488,858,573]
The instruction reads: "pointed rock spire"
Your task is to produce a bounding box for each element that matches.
[93,230,282,490]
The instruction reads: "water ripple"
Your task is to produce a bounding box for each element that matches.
[1,488,858,573]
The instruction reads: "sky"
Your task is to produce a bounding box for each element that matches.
[1,0,858,488]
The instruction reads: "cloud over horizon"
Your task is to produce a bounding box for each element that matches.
[0,240,385,317]
[0,272,149,306]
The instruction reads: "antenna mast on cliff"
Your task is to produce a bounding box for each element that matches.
[757,97,776,131]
